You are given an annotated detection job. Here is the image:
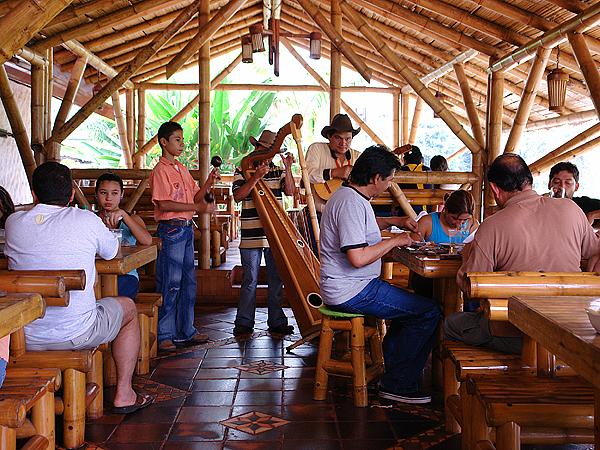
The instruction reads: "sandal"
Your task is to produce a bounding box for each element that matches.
[113,392,154,414]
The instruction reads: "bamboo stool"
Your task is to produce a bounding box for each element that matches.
[313,306,385,407]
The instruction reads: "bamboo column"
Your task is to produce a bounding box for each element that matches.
[408,96,424,145]
[400,93,409,145]
[46,48,59,160]
[453,63,485,147]
[126,89,135,151]
[31,65,45,164]
[330,0,342,119]
[392,92,400,148]
[198,0,211,270]
[0,66,36,186]
[504,46,552,154]
[484,69,504,217]
[388,183,417,219]
[135,88,146,168]
[111,92,133,168]
[568,32,600,119]
[53,56,88,132]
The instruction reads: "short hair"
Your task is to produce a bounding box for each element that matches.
[95,172,124,193]
[0,186,15,228]
[430,155,448,172]
[157,121,183,148]
[349,145,402,186]
[487,154,533,192]
[32,161,73,206]
[403,146,423,165]
[444,190,474,215]
[549,161,579,183]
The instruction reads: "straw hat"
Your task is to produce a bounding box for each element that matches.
[320,114,361,139]
[249,130,277,149]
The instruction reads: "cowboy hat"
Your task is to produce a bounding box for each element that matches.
[320,114,361,139]
[249,130,277,149]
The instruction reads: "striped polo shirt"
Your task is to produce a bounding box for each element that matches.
[232,164,285,249]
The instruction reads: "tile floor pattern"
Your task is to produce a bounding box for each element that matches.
[61,307,594,450]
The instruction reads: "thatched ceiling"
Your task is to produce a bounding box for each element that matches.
[6,0,600,125]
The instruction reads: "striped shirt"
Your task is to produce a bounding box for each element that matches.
[232,164,285,249]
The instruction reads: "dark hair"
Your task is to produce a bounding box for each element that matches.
[95,172,124,193]
[349,145,402,186]
[549,161,579,183]
[487,154,533,192]
[157,121,183,148]
[403,146,423,165]
[430,155,448,172]
[32,161,73,206]
[444,190,474,215]
[0,186,15,228]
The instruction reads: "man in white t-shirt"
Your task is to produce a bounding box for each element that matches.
[5,162,153,414]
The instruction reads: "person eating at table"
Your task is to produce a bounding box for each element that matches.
[0,185,15,388]
[4,162,154,413]
[319,144,441,404]
[95,172,152,300]
[445,154,600,355]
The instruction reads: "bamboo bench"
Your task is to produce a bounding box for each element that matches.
[135,293,163,374]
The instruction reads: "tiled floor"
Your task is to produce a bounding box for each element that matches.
[73,307,595,450]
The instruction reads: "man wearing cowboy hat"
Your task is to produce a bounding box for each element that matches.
[231,130,296,336]
[305,114,362,213]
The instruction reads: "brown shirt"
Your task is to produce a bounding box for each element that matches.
[458,189,600,290]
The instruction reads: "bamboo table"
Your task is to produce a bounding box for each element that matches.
[96,244,157,297]
[0,292,45,338]
[508,296,600,446]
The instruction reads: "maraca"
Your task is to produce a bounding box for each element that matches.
[204,155,223,203]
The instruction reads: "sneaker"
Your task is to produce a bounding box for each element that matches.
[233,325,254,336]
[378,387,431,404]
[158,339,176,352]
[268,325,294,335]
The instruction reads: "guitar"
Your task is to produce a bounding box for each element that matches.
[312,179,343,201]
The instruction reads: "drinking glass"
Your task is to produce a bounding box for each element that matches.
[550,186,566,198]
[110,229,123,246]
[447,228,458,254]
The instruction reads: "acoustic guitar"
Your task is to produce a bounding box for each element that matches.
[312,179,343,201]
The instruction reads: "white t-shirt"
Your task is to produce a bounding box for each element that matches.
[4,204,119,345]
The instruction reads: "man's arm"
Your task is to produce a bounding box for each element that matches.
[233,163,270,202]
[346,233,412,268]
[455,239,494,291]
[375,216,418,232]
[281,154,296,197]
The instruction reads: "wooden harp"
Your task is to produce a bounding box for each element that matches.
[241,114,322,338]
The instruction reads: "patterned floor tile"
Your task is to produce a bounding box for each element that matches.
[220,411,289,435]
[392,424,457,449]
[133,377,188,403]
[234,359,289,375]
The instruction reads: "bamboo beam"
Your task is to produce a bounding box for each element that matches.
[401,93,409,145]
[123,178,150,213]
[135,88,145,168]
[408,96,423,145]
[53,56,88,133]
[340,1,483,156]
[545,0,588,14]
[30,65,45,163]
[504,46,552,154]
[485,69,504,217]
[394,171,478,185]
[0,65,36,186]
[532,134,600,174]
[72,182,91,209]
[568,32,600,119]
[392,93,400,148]
[453,63,484,147]
[295,0,371,82]
[125,89,135,151]
[15,47,47,68]
[45,48,54,159]
[138,83,396,93]
[165,0,246,79]
[447,146,467,162]
[330,0,341,119]
[48,1,201,147]
[0,0,73,65]
[111,92,133,168]
[527,109,597,130]
[46,0,131,29]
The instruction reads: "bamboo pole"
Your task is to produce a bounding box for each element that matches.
[0,66,36,186]
[133,53,242,159]
[533,134,600,173]
[529,122,600,175]
[135,88,145,168]
[392,93,400,148]
[447,146,468,162]
[72,182,91,209]
[53,56,88,133]
[484,69,504,217]
[568,32,600,119]
[30,65,45,164]
[137,83,396,93]
[165,0,246,79]
[527,109,597,130]
[111,92,133,168]
[47,0,202,147]
[124,179,149,213]
[394,171,478,185]
[198,0,211,270]
[340,1,483,156]
[504,46,552,154]
[453,63,485,147]
[401,93,409,146]
[295,0,371,82]
[408,95,423,145]
[45,48,56,160]
[125,89,135,152]
[15,47,47,68]
[330,0,341,119]
[388,183,417,219]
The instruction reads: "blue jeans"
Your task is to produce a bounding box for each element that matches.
[156,223,197,343]
[118,274,139,300]
[235,247,288,329]
[333,278,441,394]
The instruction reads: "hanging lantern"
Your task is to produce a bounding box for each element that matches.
[241,36,253,63]
[309,32,322,59]
[433,91,444,118]
[547,67,569,113]
[249,24,265,52]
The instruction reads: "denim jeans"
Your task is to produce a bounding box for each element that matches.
[235,247,288,329]
[333,278,441,394]
[118,274,139,300]
[156,223,197,343]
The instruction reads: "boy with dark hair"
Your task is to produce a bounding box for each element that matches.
[548,162,600,219]
[150,121,217,351]
[400,145,431,213]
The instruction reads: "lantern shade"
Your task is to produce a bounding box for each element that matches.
[309,32,321,59]
[249,24,265,52]
[547,68,569,113]
[241,36,253,63]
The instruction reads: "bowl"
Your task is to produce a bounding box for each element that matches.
[585,300,600,333]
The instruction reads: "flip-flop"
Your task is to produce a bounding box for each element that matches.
[113,392,154,414]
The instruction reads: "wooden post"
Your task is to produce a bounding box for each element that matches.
[31,65,46,164]
[388,183,417,219]
[135,88,146,168]
[53,56,88,132]
[330,0,342,119]
[111,92,133,168]
[392,92,400,148]
[447,146,468,162]
[408,96,424,145]
[0,66,36,186]
[126,89,135,152]
[454,63,485,147]
[31,391,55,450]
[198,0,211,270]
[568,31,600,119]
[504,46,552,153]
[45,48,54,158]
[400,93,409,145]
[484,68,504,217]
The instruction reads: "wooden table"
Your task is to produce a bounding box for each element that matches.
[0,292,45,338]
[508,296,600,446]
[96,244,157,297]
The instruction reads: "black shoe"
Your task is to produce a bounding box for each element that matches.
[378,387,431,404]
[233,325,254,336]
[268,325,294,335]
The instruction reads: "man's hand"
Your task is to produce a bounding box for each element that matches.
[102,209,126,229]
[397,216,419,232]
[252,162,270,181]
[331,165,352,180]
[282,153,295,168]
[393,232,413,247]
[195,200,217,214]
[207,167,220,185]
